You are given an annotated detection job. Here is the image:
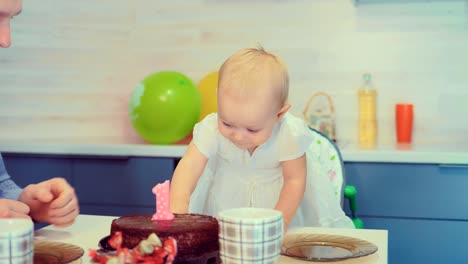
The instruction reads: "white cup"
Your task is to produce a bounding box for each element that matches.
[218,207,283,264]
[0,218,34,264]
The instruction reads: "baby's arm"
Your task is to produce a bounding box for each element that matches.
[170,142,208,214]
[275,154,307,230]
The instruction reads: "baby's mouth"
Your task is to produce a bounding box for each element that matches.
[234,142,249,148]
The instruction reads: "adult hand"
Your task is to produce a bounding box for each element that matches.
[0,199,31,219]
[18,177,79,227]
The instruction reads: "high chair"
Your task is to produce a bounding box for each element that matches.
[308,128,364,229]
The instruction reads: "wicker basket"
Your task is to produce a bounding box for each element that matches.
[303,92,336,142]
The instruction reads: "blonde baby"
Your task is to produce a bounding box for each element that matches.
[170,47,353,230]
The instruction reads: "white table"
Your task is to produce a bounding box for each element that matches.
[35,215,388,264]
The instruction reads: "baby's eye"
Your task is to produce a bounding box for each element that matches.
[247,128,259,133]
[222,122,232,127]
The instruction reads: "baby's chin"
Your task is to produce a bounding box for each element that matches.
[234,144,250,150]
[227,138,258,151]
[235,144,258,153]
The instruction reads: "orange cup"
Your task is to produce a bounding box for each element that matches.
[395,103,414,144]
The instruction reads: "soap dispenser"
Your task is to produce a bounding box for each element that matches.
[358,73,377,149]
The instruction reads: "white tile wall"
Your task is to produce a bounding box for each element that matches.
[0,0,467,145]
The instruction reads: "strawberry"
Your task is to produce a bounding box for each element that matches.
[152,246,168,259]
[143,255,164,264]
[108,232,123,250]
[90,233,178,263]
[164,237,177,256]
[88,249,110,264]
[166,254,175,264]
[89,249,98,259]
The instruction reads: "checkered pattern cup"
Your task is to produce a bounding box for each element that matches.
[0,219,34,264]
[218,208,283,264]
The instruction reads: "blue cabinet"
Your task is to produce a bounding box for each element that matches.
[344,162,468,264]
[2,153,175,216]
[72,156,174,215]
[4,152,468,263]
[2,154,72,186]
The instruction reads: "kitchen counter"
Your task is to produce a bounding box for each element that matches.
[1,139,467,164]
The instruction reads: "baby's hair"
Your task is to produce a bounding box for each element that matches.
[218,46,289,107]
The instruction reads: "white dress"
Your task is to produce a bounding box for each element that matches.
[188,112,354,230]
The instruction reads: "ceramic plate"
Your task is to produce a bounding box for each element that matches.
[281,233,378,262]
[34,240,84,264]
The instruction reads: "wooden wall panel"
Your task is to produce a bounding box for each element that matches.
[0,0,467,145]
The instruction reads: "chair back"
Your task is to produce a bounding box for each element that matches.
[308,128,346,206]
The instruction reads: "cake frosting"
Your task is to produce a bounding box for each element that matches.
[110,213,220,264]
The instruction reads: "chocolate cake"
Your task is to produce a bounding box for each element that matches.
[110,214,220,264]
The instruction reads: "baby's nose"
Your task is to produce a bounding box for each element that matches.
[232,131,244,141]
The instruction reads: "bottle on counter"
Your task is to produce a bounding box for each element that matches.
[358,73,377,149]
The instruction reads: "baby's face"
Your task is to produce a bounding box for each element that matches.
[217,88,281,153]
[0,0,22,48]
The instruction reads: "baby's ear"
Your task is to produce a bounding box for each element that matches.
[276,104,291,121]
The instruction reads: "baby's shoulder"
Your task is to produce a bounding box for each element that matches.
[193,113,221,158]
[278,113,310,138]
[199,113,218,126]
[195,113,219,133]
[274,113,315,161]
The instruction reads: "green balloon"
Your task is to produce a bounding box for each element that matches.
[129,71,201,144]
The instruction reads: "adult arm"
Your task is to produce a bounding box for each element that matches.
[0,153,30,218]
[0,153,22,200]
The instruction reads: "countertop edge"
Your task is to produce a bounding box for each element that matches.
[1,142,468,165]
[342,149,468,165]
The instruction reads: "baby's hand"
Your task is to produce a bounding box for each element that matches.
[169,205,189,214]
[0,199,31,219]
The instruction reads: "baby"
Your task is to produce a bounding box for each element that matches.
[170,47,353,230]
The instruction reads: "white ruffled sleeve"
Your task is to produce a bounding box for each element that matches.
[192,113,219,159]
[278,114,315,162]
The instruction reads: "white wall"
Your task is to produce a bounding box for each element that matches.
[1,0,467,145]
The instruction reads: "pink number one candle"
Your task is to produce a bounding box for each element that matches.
[152,180,175,221]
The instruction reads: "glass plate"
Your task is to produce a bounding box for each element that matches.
[34,240,84,264]
[281,233,378,262]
